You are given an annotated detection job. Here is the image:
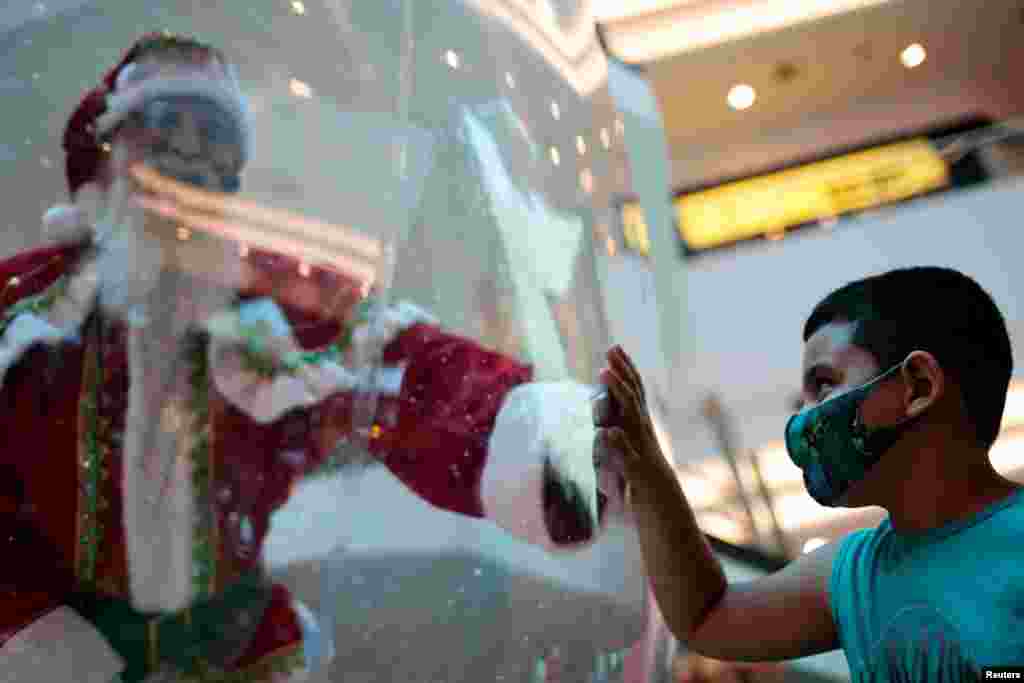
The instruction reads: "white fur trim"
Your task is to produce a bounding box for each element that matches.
[349,300,439,367]
[0,606,124,683]
[209,298,410,423]
[122,328,194,613]
[96,73,252,162]
[480,381,599,550]
[293,599,333,673]
[368,364,405,396]
[0,314,69,387]
[237,298,292,337]
[42,204,92,244]
[0,258,100,385]
[207,298,350,423]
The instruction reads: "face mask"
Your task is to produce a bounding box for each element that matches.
[785,363,921,507]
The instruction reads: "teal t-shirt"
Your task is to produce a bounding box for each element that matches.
[829,488,1024,681]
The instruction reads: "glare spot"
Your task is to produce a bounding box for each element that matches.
[505,72,516,88]
[445,50,460,70]
[728,84,756,110]
[579,168,594,194]
[803,537,828,553]
[289,78,313,98]
[298,262,311,277]
[600,128,611,149]
[550,101,561,120]
[290,0,306,14]
[901,43,926,69]
[576,135,587,155]
[549,146,560,166]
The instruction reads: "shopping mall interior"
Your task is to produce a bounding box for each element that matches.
[0,1,1021,681]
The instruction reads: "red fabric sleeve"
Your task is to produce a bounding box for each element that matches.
[230,583,304,673]
[310,323,534,518]
[0,243,87,312]
[0,517,77,645]
[230,248,533,534]
[0,244,87,645]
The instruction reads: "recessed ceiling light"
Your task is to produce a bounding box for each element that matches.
[579,168,594,194]
[901,43,926,69]
[289,78,313,98]
[728,84,756,110]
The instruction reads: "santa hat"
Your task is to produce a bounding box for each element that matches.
[46,33,252,242]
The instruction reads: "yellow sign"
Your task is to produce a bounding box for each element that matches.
[621,201,651,256]
[621,138,950,254]
[678,138,950,250]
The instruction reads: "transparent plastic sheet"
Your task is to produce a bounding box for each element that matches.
[0,2,676,682]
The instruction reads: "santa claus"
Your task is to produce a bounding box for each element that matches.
[0,33,624,682]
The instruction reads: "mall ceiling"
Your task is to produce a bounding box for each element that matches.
[598,0,1024,189]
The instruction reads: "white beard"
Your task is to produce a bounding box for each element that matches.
[94,219,166,324]
[122,319,196,613]
[95,214,242,612]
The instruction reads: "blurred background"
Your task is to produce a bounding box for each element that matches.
[594,1,1024,679]
[3,1,1022,681]
[598,0,1024,592]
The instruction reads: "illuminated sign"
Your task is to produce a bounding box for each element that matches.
[620,200,651,256]
[620,137,951,255]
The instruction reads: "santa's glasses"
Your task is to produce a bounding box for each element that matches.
[126,94,244,193]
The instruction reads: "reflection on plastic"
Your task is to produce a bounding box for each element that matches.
[0,1,665,681]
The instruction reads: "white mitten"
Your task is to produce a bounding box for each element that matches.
[348,300,438,367]
[480,381,607,551]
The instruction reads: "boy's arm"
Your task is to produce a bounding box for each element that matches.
[598,346,840,661]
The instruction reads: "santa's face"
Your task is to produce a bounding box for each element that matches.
[88,55,253,307]
[105,56,246,197]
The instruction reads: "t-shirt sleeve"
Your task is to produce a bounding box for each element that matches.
[829,528,874,652]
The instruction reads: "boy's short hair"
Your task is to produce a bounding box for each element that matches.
[804,267,1013,447]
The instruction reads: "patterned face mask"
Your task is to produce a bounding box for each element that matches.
[785,363,921,507]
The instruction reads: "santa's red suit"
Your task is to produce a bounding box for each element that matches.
[0,34,606,683]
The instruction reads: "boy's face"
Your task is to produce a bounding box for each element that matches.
[799,320,880,410]
[798,319,911,506]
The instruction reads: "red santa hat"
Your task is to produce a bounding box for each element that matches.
[46,33,251,241]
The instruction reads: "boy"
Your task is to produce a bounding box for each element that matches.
[596,266,1023,681]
